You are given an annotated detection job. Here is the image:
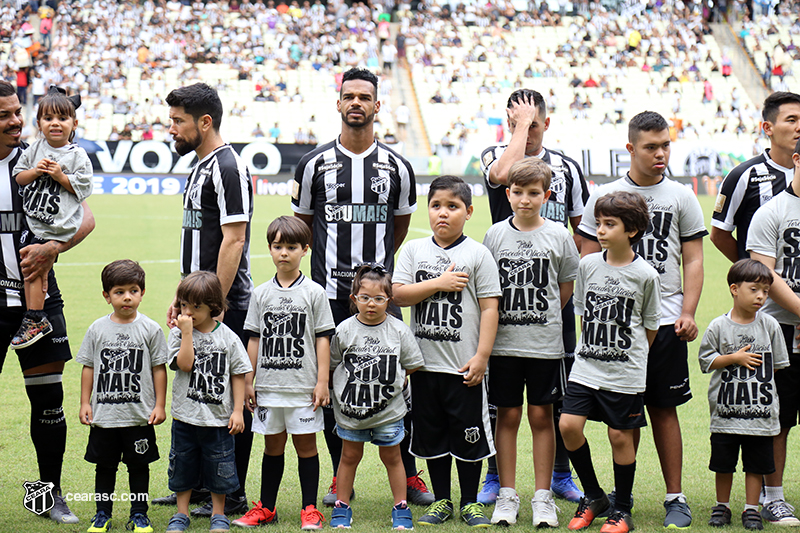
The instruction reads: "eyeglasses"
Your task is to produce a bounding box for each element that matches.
[355,294,388,304]
[355,262,387,275]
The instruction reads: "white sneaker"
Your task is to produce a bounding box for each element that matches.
[491,487,520,526]
[532,489,559,528]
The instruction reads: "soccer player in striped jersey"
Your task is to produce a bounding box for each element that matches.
[292,67,433,508]
[711,91,800,262]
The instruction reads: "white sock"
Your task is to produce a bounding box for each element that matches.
[666,492,686,503]
[764,486,784,504]
[745,504,759,512]
[716,502,730,509]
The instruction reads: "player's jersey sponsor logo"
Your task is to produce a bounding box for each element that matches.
[750,173,775,183]
[319,162,344,172]
[324,203,388,223]
[0,211,25,233]
[372,162,395,172]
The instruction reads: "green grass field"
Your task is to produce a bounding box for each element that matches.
[1,193,799,532]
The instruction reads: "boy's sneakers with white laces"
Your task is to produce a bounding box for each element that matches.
[551,471,584,503]
[761,500,800,526]
[49,494,79,524]
[532,489,560,528]
[477,473,500,505]
[491,488,520,526]
[664,496,692,529]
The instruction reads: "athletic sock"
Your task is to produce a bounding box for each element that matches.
[128,464,150,515]
[231,408,253,499]
[261,453,284,511]
[95,464,117,515]
[567,441,604,500]
[553,413,571,473]
[612,462,636,513]
[745,504,759,512]
[456,459,481,508]
[426,456,452,502]
[25,373,67,492]
[666,492,686,503]
[487,404,498,476]
[298,454,320,509]
[323,408,342,475]
[401,414,417,478]
[764,486,784,504]
[716,502,730,508]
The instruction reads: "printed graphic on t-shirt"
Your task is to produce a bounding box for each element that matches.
[716,336,775,420]
[96,332,147,404]
[780,221,800,290]
[578,275,636,362]
[633,199,674,275]
[498,245,551,326]
[22,177,61,225]
[188,338,228,405]
[259,296,307,369]
[413,259,464,342]
[339,334,398,420]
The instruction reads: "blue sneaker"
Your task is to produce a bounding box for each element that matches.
[477,473,500,505]
[166,513,190,533]
[552,470,584,503]
[87,510,112,532]
[210,513,230,532]
[126,513,153,533]
[331,501,353,529]
[392,503,414,530]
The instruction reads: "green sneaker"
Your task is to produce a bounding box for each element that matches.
[418,499,454,526]
[460,502,491,528]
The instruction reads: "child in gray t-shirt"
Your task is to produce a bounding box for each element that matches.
[77,260,167,532]
[11,87,92,350]
[698,259,789,529]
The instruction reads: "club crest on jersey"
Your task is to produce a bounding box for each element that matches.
[134,439,149,455]
[22,480,54,515]
[549,166,566,194]
[371,176,389,195]
[464,427,480,444]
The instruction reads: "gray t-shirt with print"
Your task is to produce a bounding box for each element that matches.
[698,312,789,436]
[571,253,662,394]
[168,322,252,427]
[483,218,579,358]
[577,175,707,321]
[244,274,335,395]
[76,313,168,428]
[393,236,502,374]
[746,187,800,326]
[12,138,93,241]
[331,315,425,431]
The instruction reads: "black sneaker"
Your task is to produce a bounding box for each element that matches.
[742,509,764,530]
[153,489,211,506]
[191,494,248,517]
[597,491,634,519]
[708,505,732,527]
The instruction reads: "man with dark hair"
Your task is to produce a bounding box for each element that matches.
[0,80,95,524]
[711,91,800,262]
[578,110,707,529]
[156,82,255,517]
[292,67,432,508]
[479,88,589,505]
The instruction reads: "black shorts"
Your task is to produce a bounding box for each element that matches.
[776,325,800,428]
[644,325,692,407]
[410,371,494,461]
[709,433,774,475]
[0,301,72,373]
[85,425,160,467]
[562,381,647,430]
[488,356,565,407]
[562,296,577,355]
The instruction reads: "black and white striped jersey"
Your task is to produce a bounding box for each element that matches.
[711,149,793,260]
[480,145,589,226]
[291,138,417,300]
[181,144,254,310]
[0,143,62,308]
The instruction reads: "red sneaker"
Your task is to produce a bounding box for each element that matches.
[568,495,610,531]
[407,470,435,506]
[231,502,278,527]
[301,504,325,530]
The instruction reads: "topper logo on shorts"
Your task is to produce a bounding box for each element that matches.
[134,438,149,454]
[464,427,480,444]
[23,480,55,515]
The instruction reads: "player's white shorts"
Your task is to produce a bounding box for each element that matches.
[251,404,324,435]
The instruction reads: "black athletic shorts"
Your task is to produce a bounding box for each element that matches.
[777,325,800,428]
[709,433,774,475]
[0,299,72,373]
[410,371,494,461]
[644,325,692,407]
[85,425,160,467]
[488,356,565,407]
[562,381,647,430]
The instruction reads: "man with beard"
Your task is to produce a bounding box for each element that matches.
[156,82,254,517]
[292,68,433,508]
[0,80,95,524]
